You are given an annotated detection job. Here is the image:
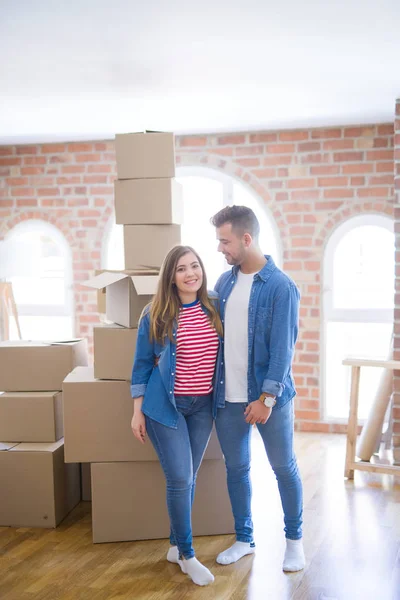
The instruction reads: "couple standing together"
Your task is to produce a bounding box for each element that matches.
[130,205,304,586]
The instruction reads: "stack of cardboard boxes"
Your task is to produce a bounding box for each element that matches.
[63,132,234,543]
[0,340,87,527]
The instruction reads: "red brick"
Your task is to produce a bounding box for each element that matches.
[249,133,277,143]
[209,147,234,156]
[323,139,354,151]
[0,147,14,156]
[236,145,264,156]
[83,175,108,184]
[369,175,393,185]
[293,238,314,247]
[23,156,46,165]
[6,177,29,186]
[41,144,66,153]
[57,176,81,185]
[366,150,393,161]
[217,135,246,145]
[37,187,60,197]
[266,143,296,154]
[323,188,354,199]
[357,187,389,198]
[350,177,365,186]
[76,153,102,163]
[275,192,289,201]
[341,163,374,174]
[263,155,293,166]
[87,164,113,173]
[373,138,389,148]
[279,131,309,142]
[252,168,276,178]
[310,165,340,175]
[90,186,113,195]
[11,187,35,197]
[285,261,303,270]
[180,136,208,147]
[67,143,94,152]
[290,189,320,200]
[16,146,37,155]
[290,226,314,236]
[0,157,22,166]
[299,400,320,410]
[295,409,320,420]
[297,142,321,152]
[287,178,316,189]
[236,158,261,167]
[40,199,66,207]
[315,201,343,211]
[317,176,348,187]
[16,198,38,206]
[333,151,363,162]
[377,124,394,136]
[311,128,342,139]
[62,166,86,174]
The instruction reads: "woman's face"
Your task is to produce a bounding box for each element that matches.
[173,251,203,297]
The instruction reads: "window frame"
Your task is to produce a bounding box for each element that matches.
[322,213,394,421]
[4,220,74,321]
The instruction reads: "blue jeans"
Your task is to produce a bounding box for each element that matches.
[215,398,303,542]
[145,394,213,559]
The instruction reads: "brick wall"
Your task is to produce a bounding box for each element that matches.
[0,124,395,433]
[393,100,400,462]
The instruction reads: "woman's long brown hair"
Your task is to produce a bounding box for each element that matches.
[147,245,223,343]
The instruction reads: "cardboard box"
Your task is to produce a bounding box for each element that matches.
[0,339,88,392]
[93,269,158,315]
[81,463,92,501]
[63,367,222,463]
[124,225,181,269]
[115,131,175,180]
[0,439,80,528]
[94,324,137,381]
[85,270,159,328]
[114,178,183,225]
[91,459,234,543]
[0,391,63,442]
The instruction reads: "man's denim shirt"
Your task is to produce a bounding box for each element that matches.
[214,256,300,409]
[130,294,224,429]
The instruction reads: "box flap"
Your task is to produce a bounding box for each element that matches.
[0,442,19,451]
[84,271,129,290]
[10,439,64,453]
[130,276,159,295]
[63,366,96,384]
[0,391,58,399]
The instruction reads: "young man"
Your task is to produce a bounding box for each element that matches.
[211,205,305,572]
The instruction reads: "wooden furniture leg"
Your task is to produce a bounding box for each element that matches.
[344,366,361,479]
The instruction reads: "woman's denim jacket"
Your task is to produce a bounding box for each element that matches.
[130,293,224,428]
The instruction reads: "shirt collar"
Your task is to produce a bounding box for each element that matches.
[231,255,276,282]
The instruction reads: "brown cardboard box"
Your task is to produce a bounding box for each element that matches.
[0,439,80,528]
[124,224,181,269]
[63,367,222,463]
[0,391,63,442]
[85,270,159,328]
[91,459,234,543]
[0,339,88,392]
[114,178,183,225]
[94,324,137,381]
[81,463,92,501]
[115,131,175,180]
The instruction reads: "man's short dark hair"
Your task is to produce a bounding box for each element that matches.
[211,205,260,239]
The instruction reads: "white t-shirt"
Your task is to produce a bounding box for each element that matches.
[224,270,256,403]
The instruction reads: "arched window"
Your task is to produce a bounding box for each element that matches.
[3,220,74,340]
[323,215,394,420]
[103,167,282,288]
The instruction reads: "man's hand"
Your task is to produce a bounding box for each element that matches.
[244,401,272,425]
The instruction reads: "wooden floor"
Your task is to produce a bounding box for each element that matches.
[1,432,400,600]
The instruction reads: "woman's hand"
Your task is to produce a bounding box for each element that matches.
[131,396,146,443]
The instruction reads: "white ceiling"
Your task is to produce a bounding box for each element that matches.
[1,0,400,144]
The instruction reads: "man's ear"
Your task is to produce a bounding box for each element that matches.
[243,232,253,247]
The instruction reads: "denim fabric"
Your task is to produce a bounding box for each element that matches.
[130,294,224,428]
[145,394,213,559]
[216,398,303,541]
[214,256,300,408]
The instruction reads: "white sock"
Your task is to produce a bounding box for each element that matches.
[167,545,179,564]
[216,541,255,565]
[283,538,305,572]
[178,557,214,586]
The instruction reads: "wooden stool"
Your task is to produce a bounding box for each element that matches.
[343,358,400,479]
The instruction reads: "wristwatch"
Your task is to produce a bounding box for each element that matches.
[259,394,276,408]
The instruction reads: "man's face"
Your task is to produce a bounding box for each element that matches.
[216,223,247,266]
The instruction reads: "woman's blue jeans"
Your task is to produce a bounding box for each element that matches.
[215,398,303,543]
[145,394,213,559]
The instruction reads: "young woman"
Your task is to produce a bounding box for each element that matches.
[130,245,223,587]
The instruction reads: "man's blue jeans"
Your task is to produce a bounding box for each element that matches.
[215,398,303,543]
[145,394,213,559]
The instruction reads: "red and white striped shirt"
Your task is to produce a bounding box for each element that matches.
[174,300,219,396]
